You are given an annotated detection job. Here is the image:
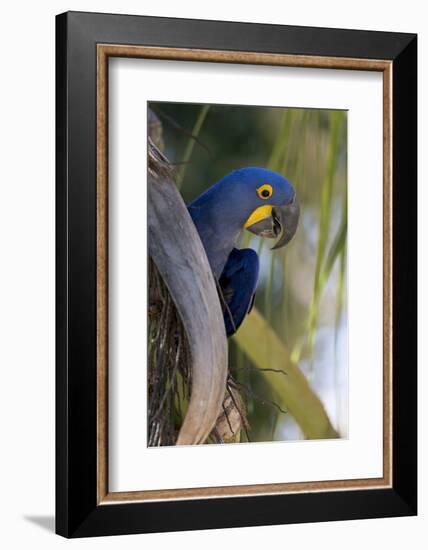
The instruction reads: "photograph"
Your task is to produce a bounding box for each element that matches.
[148,101,348,446]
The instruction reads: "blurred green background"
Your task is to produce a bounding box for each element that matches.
[150,101,348,442]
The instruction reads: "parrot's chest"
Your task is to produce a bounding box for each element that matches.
[198,227,239,280]
[188,206,241,279]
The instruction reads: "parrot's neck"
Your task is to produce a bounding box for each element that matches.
[188,199,247,279]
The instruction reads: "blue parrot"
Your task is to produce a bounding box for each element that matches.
[188,167,299,336]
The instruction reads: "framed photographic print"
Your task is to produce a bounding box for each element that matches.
[56,11,417,537]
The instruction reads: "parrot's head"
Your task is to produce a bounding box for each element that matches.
[223,167,300,249]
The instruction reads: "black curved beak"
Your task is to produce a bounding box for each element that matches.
[271,195,300,249]
[246,195,300,249]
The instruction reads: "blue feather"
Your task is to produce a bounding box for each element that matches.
[187,167,294,336]
[188,167,294,279]
[219,248,259,336]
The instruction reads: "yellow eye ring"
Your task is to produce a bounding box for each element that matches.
[257,184,273,200]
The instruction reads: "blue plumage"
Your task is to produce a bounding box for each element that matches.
[187,167,299,336]
[219,248,259,336]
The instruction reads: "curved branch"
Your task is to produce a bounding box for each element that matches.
[148,142,228,445]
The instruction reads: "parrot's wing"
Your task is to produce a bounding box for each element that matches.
[218,248,260,336]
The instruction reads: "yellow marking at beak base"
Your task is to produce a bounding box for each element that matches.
[244,205,273,228]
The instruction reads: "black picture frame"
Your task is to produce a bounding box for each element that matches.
[56,11,417,538]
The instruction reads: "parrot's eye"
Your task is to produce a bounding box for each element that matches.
[257,184,273,200]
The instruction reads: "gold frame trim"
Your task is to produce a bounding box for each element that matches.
[96,44,393,505]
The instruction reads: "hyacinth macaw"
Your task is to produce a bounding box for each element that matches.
[188,167,299,336]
